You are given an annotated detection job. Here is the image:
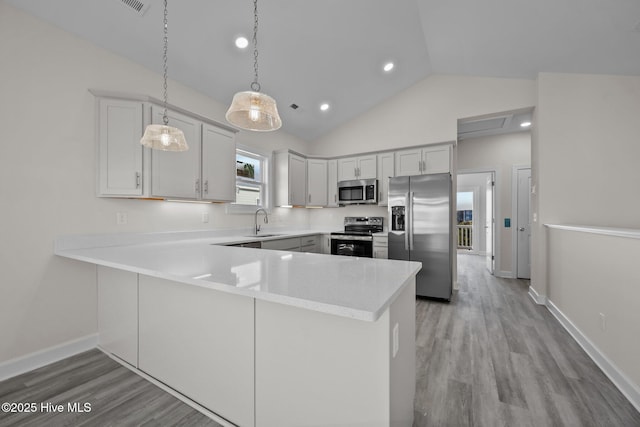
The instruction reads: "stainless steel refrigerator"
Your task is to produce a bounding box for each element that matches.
[388,173,452,300]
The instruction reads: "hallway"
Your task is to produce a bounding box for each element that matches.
[413,254,640,426]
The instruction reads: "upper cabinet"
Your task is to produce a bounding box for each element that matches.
[337,155,377,181]
[377,152,395,206]
[327,160,338,207]
[275,151,307,206]
[96,98,146,197]
[395,145,451,177]
[306,159,328,207]
[151,108,202,199]
[93,91,236,202]
[201,124,236,202]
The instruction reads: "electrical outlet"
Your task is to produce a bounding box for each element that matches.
[392,323,399,358]
[202,212,209,223]
[116,212,128,225]
[599,313,606,331]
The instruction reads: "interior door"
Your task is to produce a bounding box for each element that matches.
[485,173,495,274]
[516,168,532,279]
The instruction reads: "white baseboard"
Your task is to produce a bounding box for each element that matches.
[495,270,514,279]
[0,334,98,382]
[546,300,640,413]
[528,286,547,305]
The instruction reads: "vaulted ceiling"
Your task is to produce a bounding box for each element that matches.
[6,0,640,141]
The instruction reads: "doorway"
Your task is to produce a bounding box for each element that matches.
[456,171,495,274]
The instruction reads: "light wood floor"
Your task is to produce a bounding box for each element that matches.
[1,254,638,426]
[414,253,640,427]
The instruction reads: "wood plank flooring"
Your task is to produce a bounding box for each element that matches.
[1,253,638,426]
[0,351,221,427]
[414,253,640,427]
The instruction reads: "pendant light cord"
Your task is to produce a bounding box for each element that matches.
[251,0,261,92]
[162,0,169,125]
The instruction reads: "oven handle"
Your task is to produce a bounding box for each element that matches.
[331,235,373,242]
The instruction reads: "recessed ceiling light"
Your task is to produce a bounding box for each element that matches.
[320,103,330,112]
[383,62,395,72]
[235,36,249,49]
[520,121,532,128]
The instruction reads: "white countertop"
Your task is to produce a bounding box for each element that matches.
[55,229,420,322]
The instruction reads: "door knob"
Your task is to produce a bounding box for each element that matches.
[519,227,525,231]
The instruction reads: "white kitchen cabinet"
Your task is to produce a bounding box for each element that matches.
[307,159,328,207]
[395,145,451,177]
[377,152,395,206]
[96,98,146,197]
[261,237,301,251]
[150,107,201,199]
[337,155,377,181]
[300,235,321,253]
[97,266,138,367]
[373,234,388,259]
[275,151,307,206]
[201,124,236,202]
[322,233,332,254]
[139,275,254,427]
[327,159,339,207]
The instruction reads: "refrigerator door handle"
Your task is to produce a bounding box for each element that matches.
[409,191,414,250]
[404,192,410,251]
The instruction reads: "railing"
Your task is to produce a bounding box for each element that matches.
[457,225,472,249]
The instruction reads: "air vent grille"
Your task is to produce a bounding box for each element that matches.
[116,0,150,16]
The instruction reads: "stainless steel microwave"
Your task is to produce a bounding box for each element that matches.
[338,179,378,205]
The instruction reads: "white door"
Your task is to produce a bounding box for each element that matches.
[485,174,495,274]
[516,168,532,279]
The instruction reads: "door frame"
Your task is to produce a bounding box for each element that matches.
[457,168,499,274]
[511,165,531,279]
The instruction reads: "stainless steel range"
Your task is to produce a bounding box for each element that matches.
[330,217,384,257]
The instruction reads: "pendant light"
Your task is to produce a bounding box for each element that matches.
[140,0,188,151]
[226,0,282,132]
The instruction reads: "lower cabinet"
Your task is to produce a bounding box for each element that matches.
[300,235,321,253]
[138,275,254,427]
[373,235,388,259]
[97,266,138,367]
[261,237,301,251]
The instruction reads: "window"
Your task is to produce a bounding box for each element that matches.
[227,146,270,213]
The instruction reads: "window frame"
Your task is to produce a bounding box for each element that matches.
[226,144,271,214]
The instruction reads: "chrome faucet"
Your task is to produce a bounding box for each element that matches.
[254,208,268,235]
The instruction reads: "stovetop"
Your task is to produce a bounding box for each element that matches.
[331,217,384,236]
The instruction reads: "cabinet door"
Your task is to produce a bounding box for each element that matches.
[98,99,144,196]
[377,153,394,206]
[98,266,138,367]
[337,157,358,181]
[202,124,235,202]
[289,154,307,206]
[139,275,254,427]
[422,145,451,174]
[150,108,201,199]
[357,155,377,179]
[327,159,338,207]
[395,148,422,176]
[307,159,327,207]
[322,234,332,254]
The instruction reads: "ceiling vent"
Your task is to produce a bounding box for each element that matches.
[116,0,150,16]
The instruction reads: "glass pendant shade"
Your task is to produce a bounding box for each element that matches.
[140,124,189,152]
[226,91,282,132]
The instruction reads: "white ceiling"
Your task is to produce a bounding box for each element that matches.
[6,0,640,142]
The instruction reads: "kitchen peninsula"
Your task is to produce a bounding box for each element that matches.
[55,229,421,427]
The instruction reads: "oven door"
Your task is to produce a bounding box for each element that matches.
[330,235,373,257]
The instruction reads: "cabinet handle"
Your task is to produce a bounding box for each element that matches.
[334,194,337,203]
[135,172,141,188]
[308,194,311,203]
[195,179,200,193]
[204,180,209,194]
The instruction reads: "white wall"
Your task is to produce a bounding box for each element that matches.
[457,132,531,276]
[310,75,536,157]
[0,2,310,363]
[532,72,640,403]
